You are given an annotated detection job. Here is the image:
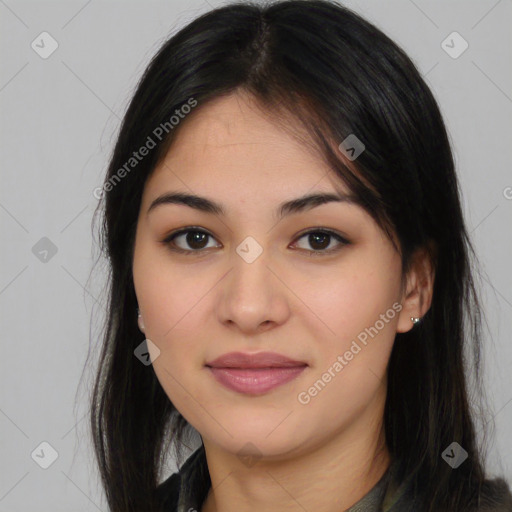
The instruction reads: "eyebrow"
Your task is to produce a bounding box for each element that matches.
[146,190,362,220]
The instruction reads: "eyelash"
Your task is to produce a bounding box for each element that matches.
[161,226,350,257]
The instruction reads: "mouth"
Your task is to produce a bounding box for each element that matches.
[205,351,308,395]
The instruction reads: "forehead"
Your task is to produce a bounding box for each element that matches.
[145,92,349,198]
[170,91,306,148]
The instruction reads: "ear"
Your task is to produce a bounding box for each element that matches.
[396,244,436,333]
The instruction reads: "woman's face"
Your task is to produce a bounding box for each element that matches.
[132,90,409,460]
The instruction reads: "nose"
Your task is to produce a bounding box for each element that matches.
[215,246,291,335]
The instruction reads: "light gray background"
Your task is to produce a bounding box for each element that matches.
[1,0,511,510]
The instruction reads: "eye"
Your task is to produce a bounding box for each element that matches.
[161,227,350,256]
[291,228,349,256]
[162,227,220,255]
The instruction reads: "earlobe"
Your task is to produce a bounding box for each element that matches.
[396,245,436,333]
[137,309,145,333]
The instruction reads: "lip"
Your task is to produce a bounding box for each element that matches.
[206,351,307,368]
[205,351,308,395]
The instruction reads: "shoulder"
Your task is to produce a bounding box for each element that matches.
[154,471,180,511]
[474,477,512,512]
[388,469,512,512]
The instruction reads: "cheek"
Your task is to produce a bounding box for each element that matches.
[133,238,215,344]
[292,256,401,346]
[294,273,399,425]
[291,251,401,403]
[139,265,211,422]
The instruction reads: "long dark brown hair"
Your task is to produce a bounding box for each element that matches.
[86,1,504,510]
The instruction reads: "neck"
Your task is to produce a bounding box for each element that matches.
[200,388,390,512]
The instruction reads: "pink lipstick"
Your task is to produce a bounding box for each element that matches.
[205,351,307,395]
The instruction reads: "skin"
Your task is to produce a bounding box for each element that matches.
[132,89,434,512]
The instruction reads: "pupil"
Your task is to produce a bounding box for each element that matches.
[310,233,329,250]
[188,231,207,249]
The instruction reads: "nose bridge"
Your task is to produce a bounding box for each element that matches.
[217,234,289,331]
[229,234,274,300]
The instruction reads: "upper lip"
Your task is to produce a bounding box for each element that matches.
[206,351,308,369]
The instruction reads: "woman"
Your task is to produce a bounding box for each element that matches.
[89,1,512,511]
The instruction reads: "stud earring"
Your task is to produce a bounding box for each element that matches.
[137,308,145,333]
[410,317,421,324]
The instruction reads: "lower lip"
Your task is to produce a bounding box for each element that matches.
[207,366,307,395]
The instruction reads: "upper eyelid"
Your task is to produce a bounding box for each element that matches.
[163,226,350,249]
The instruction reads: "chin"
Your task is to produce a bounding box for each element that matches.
[201,420,313,460]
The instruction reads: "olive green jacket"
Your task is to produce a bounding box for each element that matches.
[155,445,512,511]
